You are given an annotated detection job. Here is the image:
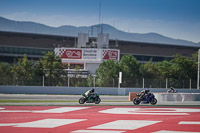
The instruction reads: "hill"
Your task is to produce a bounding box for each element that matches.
[0,16,199,47]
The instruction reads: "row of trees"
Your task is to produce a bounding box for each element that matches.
[0,52,64,86]
[0,51,198,88]
[95,53,197,88]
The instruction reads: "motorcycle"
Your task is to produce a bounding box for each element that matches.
[79,93,101,104]
[167,89,178,93]
[133,93,157,105]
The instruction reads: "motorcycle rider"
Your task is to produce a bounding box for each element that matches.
[84,88,95,101]
[167,87,176,93]
[137,88,150,100]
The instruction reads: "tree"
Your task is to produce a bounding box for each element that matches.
[139,58,161,88]
[192,52,198,75]
[0,62,12,85]
[119,55,140,79]
[11,54,34,85]
[87,74,95,87]
[95,60,120,87]
[37,52,64,86]
[170,54,197,79]
[140,58,159,78]
[157,60,172,78]
[119,55,140,87]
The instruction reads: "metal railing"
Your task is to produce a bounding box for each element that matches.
[0,75,197,89]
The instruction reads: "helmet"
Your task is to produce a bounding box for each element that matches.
[145,88,149,93]
[91,89,95,92]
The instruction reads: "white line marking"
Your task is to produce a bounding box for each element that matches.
[99,108,200,115]
[72,130,125,133]
[0,107,90,113]
[152,130,200,133]
[179,121,200,124]
[14,119,86,128]
[0,110,31,113]
[34,107,90,113]
[0,123,18,126]
[89,120,161,130]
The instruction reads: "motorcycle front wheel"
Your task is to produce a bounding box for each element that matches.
[94,98,101,104]
[79,97,86,104]
[150,98,157,105]
[133,98,141,105]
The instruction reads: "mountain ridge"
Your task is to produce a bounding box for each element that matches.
[0,16,199,47]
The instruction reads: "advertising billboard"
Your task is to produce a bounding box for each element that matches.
[58,49,82,59]
[82,49,99,60]
[55,48,120,61]
[102,49,119,60]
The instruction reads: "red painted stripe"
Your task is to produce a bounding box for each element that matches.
[0,106,199,133]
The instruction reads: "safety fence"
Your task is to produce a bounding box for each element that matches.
[0,75,197,89]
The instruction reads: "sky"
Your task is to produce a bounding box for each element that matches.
[0,0,200,43]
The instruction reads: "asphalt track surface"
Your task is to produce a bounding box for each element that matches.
[0,106,200,133]
[0,94,200,106]
[0,94,200,132]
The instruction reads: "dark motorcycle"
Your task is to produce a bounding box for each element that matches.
[133,93,157,105]
[79,93,101,104]
[167,89,178,93]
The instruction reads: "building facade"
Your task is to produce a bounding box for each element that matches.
[0,30,199,64]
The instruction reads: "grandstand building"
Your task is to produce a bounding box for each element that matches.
[0,30,199,74]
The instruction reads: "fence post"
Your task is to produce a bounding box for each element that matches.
[93,76,96,87]
[112,78,114,88]
[190,79,191,89]
[143,78,144,88]
[43,76,44,87]
[166,78,168,89]
[68,77,70,87]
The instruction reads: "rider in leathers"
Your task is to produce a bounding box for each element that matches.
[138,88,150,100]
[84,89,95,100]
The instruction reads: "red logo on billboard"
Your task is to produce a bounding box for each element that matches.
[103,50,118,60]
[60,49,82,59]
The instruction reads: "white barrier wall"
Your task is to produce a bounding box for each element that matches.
[154,93,200,102]
[1,86,200,102]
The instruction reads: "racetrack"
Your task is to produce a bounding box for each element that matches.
[0,94,127,101]
[0,94,200,106]
[0,94,200,132]
[0,106,200,133]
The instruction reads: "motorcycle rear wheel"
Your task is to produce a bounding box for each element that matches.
[133,98,141,105]
[79,97,86,104]
[150,98,157,105]
[94,98,101,104]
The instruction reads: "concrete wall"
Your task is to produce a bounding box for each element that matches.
[1,86,200,95]
[155,93,200,102]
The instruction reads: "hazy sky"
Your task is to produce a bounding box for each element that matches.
[0,0,200,43]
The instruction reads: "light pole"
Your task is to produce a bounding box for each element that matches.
[197,49,200,89]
